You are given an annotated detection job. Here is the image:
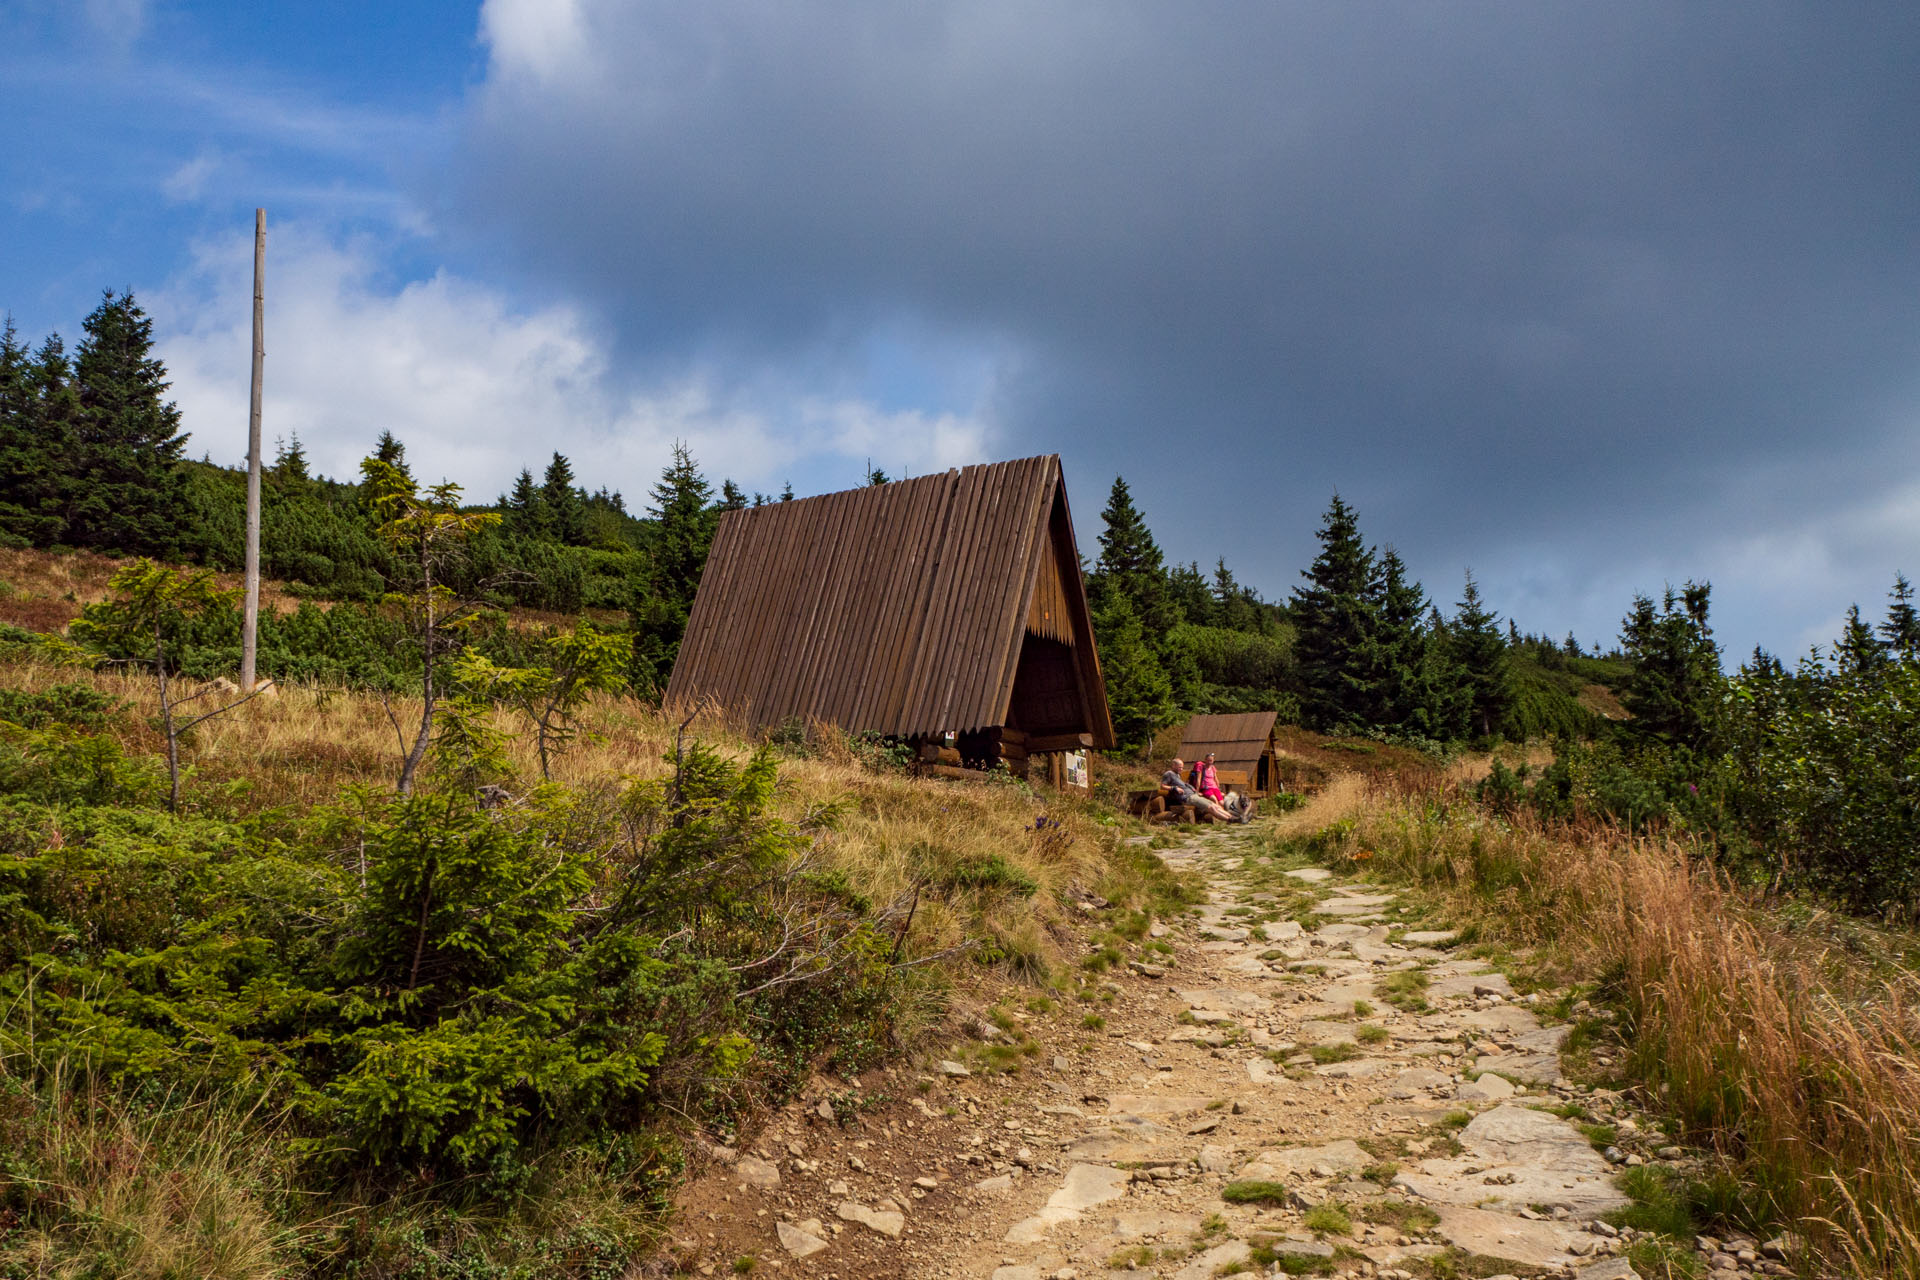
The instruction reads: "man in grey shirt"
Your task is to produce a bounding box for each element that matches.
[1163,757,1237,822]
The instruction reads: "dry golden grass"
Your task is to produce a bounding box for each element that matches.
[0,1070,296,1280]
[0,654,1131,980]
[1327,791,1920,1277]
[0,546,311,634]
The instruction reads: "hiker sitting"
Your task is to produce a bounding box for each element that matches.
[1189,752,1227,804]
[1162,757,1235,823]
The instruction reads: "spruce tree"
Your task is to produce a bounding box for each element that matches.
[65,291,188,556]
[1836,603,1886,674]
[1094,478,1168,615]
[1880,573,1919,661]
[0,318,64,545]
[718,479,747,511]
[271,433,312,486]
[1619,582,1723,752]
[373,429,410,475]
[631,442,715,690]
[1374,548,1451,734]
[1166,560,1209,623]
[1448,571,1507,739]
[1291,494,1379,730]
[541,451,585,543]
[502,468,544,536]
[1089,579,1175,752]
[780,481,795,502]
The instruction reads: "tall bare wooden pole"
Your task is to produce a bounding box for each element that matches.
[240,209,265,691]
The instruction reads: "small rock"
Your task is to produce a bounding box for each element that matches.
[827,1179,850,1195]
[735,1155,781,1188]
[1456,1073,1516,1102]
[938,1060,972,1077]
[776,1219,830,1258]
[836,1200,904,1238]
[1197,1144,1236,1173]
[1574,1261,1641,1280]
[1657,1145,1684,1160]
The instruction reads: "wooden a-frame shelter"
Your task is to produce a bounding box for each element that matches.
[664,455,1114,780]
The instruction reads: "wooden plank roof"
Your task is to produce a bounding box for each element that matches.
[1178,710,1280,770]
[666,455,1114,744]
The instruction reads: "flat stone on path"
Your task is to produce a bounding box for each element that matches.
[1489,1054,1562,1085]
[776,1219,830,1257]
[1285,867,1333,882]
[1051,1162,1132,1210]
[1431,1205,1601,1268]
[1318,898,1396,916]
[1395,1106,1628,1216]
[1297,1019,1360,1045]
[836,1199,905,1238]
[990,1268,1041,1280]
[1004,1162,1130,1242]
[1457,1072,1518,1101]
[1401,929,1459,945]
[1240,1138,1371,1180]
[1575,1259,1641,1280]
[1432,971,1515,998]
[1107,1094,1212,1118]
[1181,988,1272,1016]
[1391,1067,1453,1096]
[734,1155,781,1187]
[1110,1210,1201,1239]
[1173,1241,1251,1280]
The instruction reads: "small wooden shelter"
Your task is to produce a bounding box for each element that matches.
[665,455,1113,781]
[1177,711,1283,796]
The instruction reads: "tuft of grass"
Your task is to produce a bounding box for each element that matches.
[1355,1024,1389,1045]
[1081,1013,1106,1031]
[1439,1110,1474,1130]
[1360,1161,1400,1186]
[1220,1180,1290,1206]
[1358,1201,1439,1232]
[1352,999,1375,1017]
[1302,1203,1352,1236]
[1376,967,1432,1012]
[1307,1042,1362,1064]
[733,1256,757,1274]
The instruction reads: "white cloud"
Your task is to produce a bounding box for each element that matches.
[151,225,999,504]
[479,0,591,85]
[162,151,220,202]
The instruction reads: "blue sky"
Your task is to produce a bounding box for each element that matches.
[6,1,1919,661]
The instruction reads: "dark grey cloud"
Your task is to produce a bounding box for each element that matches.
[445,0,1920,655]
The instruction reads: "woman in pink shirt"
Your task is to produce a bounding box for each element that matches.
[1189,752,1226,803]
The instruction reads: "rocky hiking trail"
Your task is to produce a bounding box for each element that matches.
[665,805,1791,1280]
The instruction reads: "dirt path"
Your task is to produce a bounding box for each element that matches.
[663,820,1771,1280]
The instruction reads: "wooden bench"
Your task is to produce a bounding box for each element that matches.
[1126,785,1217,824]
